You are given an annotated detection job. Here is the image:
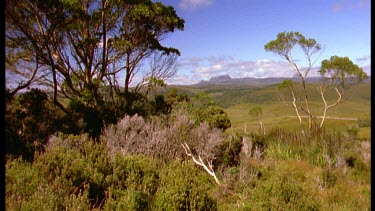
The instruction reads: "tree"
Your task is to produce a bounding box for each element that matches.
[265,31,322,130]
[249,106,265,135]
[6,0,184,138]
[318,56,367,128]
[6,0,184,113]
[192,92,231,130]
[277,80,305,134]
[5,89,61,161]
[135,52,180,95]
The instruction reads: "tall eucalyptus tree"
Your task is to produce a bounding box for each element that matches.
[6,0,184,113]
[265,31,322,130]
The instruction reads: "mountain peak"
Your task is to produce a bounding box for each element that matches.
[209,74,231,82]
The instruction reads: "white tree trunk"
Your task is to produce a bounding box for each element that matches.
[181,143,222,186]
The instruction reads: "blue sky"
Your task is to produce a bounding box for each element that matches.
[147,0,371,85]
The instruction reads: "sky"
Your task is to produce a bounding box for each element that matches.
[145,0,371,85]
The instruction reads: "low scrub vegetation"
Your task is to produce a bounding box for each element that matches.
[6,111,370,210]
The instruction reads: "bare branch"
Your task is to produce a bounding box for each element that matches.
[181,143,222,186]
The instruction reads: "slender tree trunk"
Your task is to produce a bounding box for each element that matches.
[319,87,342,128]
[301,79,314,129]
[291,90,305,134]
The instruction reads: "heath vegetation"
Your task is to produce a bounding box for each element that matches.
[5,0,370,210]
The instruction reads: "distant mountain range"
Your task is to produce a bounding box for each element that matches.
[193,74,371,87]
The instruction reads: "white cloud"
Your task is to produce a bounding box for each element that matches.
[179,0,213,10]
[178,56,298,84]
[165,74,197,85]
[122,55,367,86]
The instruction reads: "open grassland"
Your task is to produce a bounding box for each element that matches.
[221,82,371,138]
[165,81,370,138]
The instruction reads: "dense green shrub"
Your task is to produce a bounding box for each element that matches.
[245,170,320,210]
[189,92,231,130]
[5,89,62,161]
[104,155,160,210]
[154,160,217,210]
[213,134,243,168]
[6,158,92,210]
[35,134,112,208]
[192,104,231,131]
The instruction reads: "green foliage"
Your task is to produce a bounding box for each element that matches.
[154,160,217,210]
[191,92,231,130]
[319,56,368,87]
[213,135,243,168]
[265,141,301,160]
[6,116,371,210]
[278,79,294,90]
[6,0,185,143]
[4,79,370,210]
[357,117,371,127]
[247,171,320,210]
[150,94,171,115]
[321,168,338,188]
[248,106,262,120]
[264,31,321,58]
[165,88,190,111]
[6,158,91,210]
[104,155,160,210]
[36,134,111,207]
[5,89,62,161]
[196,105,231,130]
[346,125,359,139]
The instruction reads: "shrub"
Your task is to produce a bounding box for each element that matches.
[247,170,320,210]
[357,117,371,127]
[193,105,231,130]
[104,155,160,210]
[35,134,112,208]
[153,160,217,210]
[213,134,243,168]
[6,158,91,210]
[5,89,62,161]
[103,112,225,163]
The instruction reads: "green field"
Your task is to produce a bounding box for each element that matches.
[169,81,371,138]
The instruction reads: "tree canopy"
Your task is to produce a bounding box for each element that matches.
[318,56,367,127]
[265,31,322,130]
[6,0,184,110]
[319,56,368,88]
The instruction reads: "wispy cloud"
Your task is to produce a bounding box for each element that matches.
[356,55,371,63]
[332,3,343,12]
[166,74,196,85]
[355,0,370,9]
[179,0,214,10]
[332,0,370,12]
